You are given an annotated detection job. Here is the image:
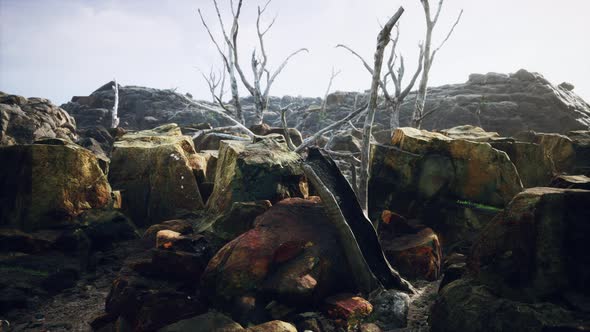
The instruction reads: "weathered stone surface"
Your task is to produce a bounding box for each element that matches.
[78,209,138,250]
[430,187,590,332]
[210,200,273,240]
[370,127,522,249]
[109,124,205,226]
[368,289,410,330]
[0,140,112,231]
[326,133,362,154]
[490,140,555,188]
[440,125,500,142]
[515,131,578,174]
[246,320,297,332]
[382,228,442,281]
[250,123,304,147]
[158,311,244,332]
[550,174,590,190]
[470,187,590,301]
[201,198,355,307]
[0,93,77,145]
[323,294,373,330]
[206,138,308,215]
[430,278,582,332]
[143,219,194,248]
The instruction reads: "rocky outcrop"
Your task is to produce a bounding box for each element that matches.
[109,124,206,226]
[430,187,590,332]
[206,137,308,215]
[1,92,77,145]
[62,82,236,130]
[0,139,112,231]
[370,127,523,249]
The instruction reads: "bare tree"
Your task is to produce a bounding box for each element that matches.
[200,67,234,116]
[412,0,463,128]
[358,7,405,218]
[198,0,245,124]
[319,67,342,116]
[337,24,423,136]
[111,79,120,128]
[231,0,309,125]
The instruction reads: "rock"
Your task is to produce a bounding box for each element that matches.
[0,140,112,231]
[470,187,590,301]
[158,311,244,332]
[143,219,194,248]
[209,201,273,240]
[360,323,383,332]
[246,320,297,332]
[105,256,207,331]
[323,294,373,330]
[382,228,442,281]
[109,124,205,226]
[430,278,582,332]
[194,132,249,152]
[431,187,590,331]
[201,198,355,307]
[200,150,219,183]
[206,138,308,215]
[326,133,362,153]
[62,83,236,130]
[368,289,410,330]
[550,174,590,190]
[78,209,138,250]
[292,312,337,332]
[250,123,304,147]
[440,125,500,142]
[0,94,77,145]
[490,140,555,188]
[370,127,522,249]
[514,131,590,175]
[0,228,60,254]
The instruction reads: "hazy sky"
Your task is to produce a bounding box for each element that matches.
[1,0,589,105]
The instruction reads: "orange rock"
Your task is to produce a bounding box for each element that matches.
[324,294,373,328]
[383,228,442,281]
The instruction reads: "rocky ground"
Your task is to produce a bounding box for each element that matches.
[1,70,590,332]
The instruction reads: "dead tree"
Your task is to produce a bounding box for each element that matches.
[232,0,308,125]
[320,67,342,116]
[111,79,120,128]
[337,25,423,136]
[412,0,463,128]
[198,0,245,124]
[200,67,234,116]
[358,6,405,218]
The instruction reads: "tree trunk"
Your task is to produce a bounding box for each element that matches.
[390,101,402,134]
[359,7,405,215]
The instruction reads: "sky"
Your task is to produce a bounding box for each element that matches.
[1,0,589,105]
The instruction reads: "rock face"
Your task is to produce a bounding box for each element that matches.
[430,187,590,332]
[206,138,308,215]
[370,127,523,248]
[109,124,205,226]
[0,139,112,231]
[62,82,236,130]
[396,69,590,136]
[201,198,355,308]
[0,92,77,145]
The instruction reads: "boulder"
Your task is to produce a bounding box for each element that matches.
[0,140,112,231]
[382,228,442,281]
[326,133,362,154]
[370,127,522,249]
[550,174,590,190]
[206,138,308,215]
[323,294,373,330]
[143,219,194,248]
[201,198,355,307]
[470,187,590,301]
[368,289,410,330]
[490,140,555,188]
[209,200,273,240]
[109,124,205,226]
[430,187,590,332]
[246,320,297,332]
[250,123,304,147]
[158,311,244,332]
[0,94,77,145]
[515,131,578,174]
[430,278,582,332]
[439,125,500,142]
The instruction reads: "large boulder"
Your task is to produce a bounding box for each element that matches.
[206,138,308,215]
[430,187,590,332]
[0,93,77,145]
[201,198,355,309]
[0,139,112,231]
[469,187,590,301]
[109,124,205,226]
[370,127,523,248]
